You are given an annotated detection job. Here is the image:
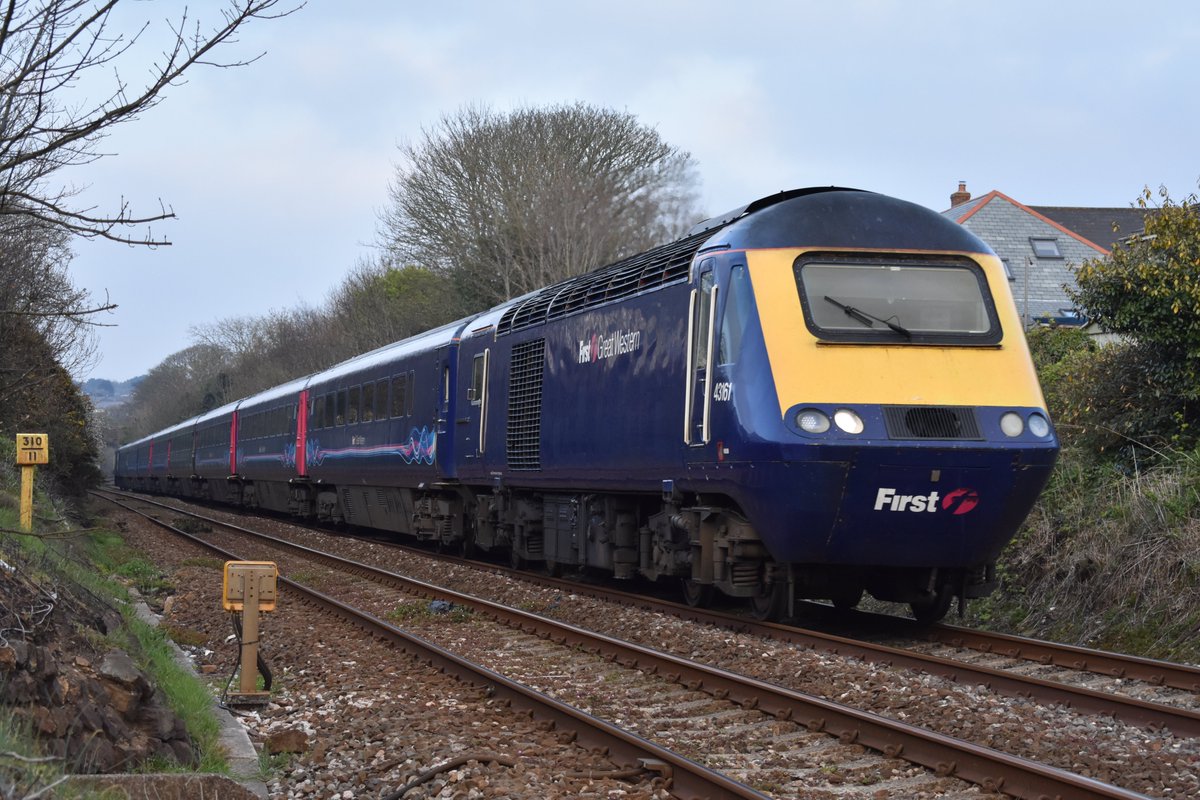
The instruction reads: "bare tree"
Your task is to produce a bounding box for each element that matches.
[0,215,97,378]
[379,103,702,310]
[0,0,296,246]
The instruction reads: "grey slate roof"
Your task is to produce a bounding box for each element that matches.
[1027,206,1153,251]
[940,195,988,222]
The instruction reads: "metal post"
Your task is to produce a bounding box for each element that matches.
[239,580,262,695]
[222,561,276,705]
[19,465,34,532]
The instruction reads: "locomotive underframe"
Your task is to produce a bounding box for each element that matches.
[117,473,998,619]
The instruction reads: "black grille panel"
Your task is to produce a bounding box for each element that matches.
[507,339,545,470]
[884,406,982,440]
[497,228,718,336]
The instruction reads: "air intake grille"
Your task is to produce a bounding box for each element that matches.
[507,339,545,470]
[496,227,719,336]
[884,406,982,440]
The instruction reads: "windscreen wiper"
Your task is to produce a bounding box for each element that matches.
[823,295,912,338]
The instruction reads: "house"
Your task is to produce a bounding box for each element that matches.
[940,182,1150,326]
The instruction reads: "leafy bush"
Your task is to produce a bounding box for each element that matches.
[1042,340,1198,456]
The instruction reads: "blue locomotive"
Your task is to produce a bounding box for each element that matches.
[115,188,1058,621]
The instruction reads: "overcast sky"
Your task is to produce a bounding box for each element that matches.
[68,0,1200,381]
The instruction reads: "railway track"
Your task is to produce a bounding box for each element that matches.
[93,488,1195,798]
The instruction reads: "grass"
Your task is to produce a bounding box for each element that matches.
[387,599,474,624]
[0,713,67,798]
[969,444,1200,663]
[124,616,227,773]
[180,556,225,571]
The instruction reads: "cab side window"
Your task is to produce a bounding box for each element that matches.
[718,266,752,365]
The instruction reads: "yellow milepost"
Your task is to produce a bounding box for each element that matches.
[222,561,278,704]
[16,433,49,465]
[15,434,49,532]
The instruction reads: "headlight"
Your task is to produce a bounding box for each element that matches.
[797,409,830,433]
[833,408,864,434]
[1000,412,1024,437]
[1028,413,1051,438]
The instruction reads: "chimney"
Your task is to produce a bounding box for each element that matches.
[950,181,971,208]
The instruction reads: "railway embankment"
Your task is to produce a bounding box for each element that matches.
[968,444,1200,666]
[0,484,248,797]
[963,319,1199,665]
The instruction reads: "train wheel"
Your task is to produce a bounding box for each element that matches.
[510,549,526,570]
[459,536,476,559]
[749,582,788,621]
[909,589,953,624]
[681,579,713,608]
[544,559,563,578]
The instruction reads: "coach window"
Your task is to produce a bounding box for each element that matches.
[313,395,325,429]
[336,390,347,425]
[362,382,375,422]
[408,370,416,415]
[376,379,389,420]
[441,366,450,415]
[391,374,407,418]
[348,385,361,425]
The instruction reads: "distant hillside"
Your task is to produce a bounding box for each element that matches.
[82,375,144,408]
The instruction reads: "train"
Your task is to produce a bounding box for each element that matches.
[114,187,1059,622]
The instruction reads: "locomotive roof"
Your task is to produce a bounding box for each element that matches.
[704,188,994,254]
[495,187,992,337]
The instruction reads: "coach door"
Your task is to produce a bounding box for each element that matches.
[685,263,717,446]
[464,346,489,459]
[453,327,493,476]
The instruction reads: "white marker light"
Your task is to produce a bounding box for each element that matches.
[833,408,864,434]
[1000,412,1024,437]
[797,409,830,434]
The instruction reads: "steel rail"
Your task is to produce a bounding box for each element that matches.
[96,489,1156,800]
[97,489,1200,737]
[412,542,1200,740]
[920,620,1200,692]
[93,490,768,800]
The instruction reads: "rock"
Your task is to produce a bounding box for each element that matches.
[32,706,56,736]
[77,701,104,732]
[99,650,148,691]
[267,727,310,754]
[100,706,132,741]
[32,646,57,680]
[2,671,35,702]
[76,735,117,773]
[0,645,17,670]
[169,737,198,767]
[102,681,138,715]
[139,705,179,740]
[48,674,71,705]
